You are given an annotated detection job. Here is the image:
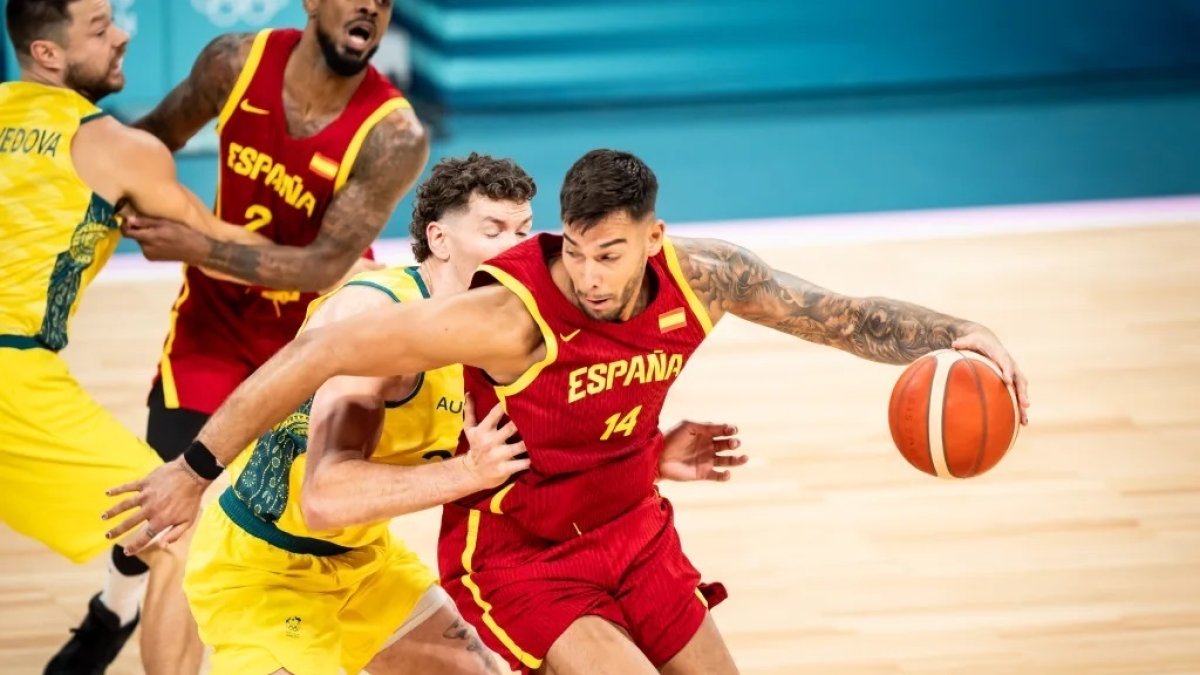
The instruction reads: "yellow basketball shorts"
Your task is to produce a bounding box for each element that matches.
[0,346,161,563]
[184,502,438,675]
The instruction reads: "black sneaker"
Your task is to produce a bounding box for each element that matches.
[44,593,139,675]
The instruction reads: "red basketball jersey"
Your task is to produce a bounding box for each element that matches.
[454,234,713,542]
[157,28,408,409]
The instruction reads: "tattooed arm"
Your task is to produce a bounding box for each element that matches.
[128,34,427,291]
[127,108,429,291]
[194,108,429,291]
[673,237,976,363]
[133,32,253,150]
[673,237,1029,416]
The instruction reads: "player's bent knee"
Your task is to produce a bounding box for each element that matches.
[659,613,738,675]
[368,587,502,675]
[543,617,655,675]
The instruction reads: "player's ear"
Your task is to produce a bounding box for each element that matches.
[426,221,451,262]
[645,218,665,256]
[27,39,65,73]
[303,0,319,17]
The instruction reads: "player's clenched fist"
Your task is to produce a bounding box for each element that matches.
[458,396,531,489]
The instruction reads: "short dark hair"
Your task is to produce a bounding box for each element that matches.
[409,153,537,262]
[559,149,658,231]
[5,0,77,63]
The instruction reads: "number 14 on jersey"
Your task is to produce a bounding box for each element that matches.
[601,405,643,441]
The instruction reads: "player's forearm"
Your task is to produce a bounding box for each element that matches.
[196,332,338,467]
[744,286,976,365]
[825,296,978,365]
[301,455,486,531]
[185,196,271,248]
[679,237,979,365]
[200,238,347,291]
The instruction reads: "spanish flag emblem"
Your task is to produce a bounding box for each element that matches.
[309,152,339,181]
[658,307,686,333]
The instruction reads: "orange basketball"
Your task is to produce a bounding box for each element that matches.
[888,349,1019,478]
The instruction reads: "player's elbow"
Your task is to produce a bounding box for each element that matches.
[299,466,357,532]
[299,484,338,532]
[395,116,430,162]
[309,262,348,292]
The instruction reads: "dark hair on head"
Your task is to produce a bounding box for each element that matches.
[559,149,658,231]
[409,152,537,262]
[5,0,77,63]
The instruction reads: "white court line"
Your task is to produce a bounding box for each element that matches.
[95,196,1200,285]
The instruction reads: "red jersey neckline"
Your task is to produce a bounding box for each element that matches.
[529,233,672,331]
[271,30,380,143]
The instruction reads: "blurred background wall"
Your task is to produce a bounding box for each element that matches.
[5,0,1200,244]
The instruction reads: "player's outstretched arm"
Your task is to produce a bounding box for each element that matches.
[73,116,267,247]
[673,237,1029,418]
[297,286,529,530]
[103,285,540,554]
[194,284,536,463]
[133,32,253,151]
[185,108,429,292]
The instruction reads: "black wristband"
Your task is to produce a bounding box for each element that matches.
[182,439,224,481]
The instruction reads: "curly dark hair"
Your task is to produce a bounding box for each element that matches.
[560,149,658,231]
[409,153,537,262]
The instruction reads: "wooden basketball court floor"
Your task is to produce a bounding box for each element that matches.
[2,220,1198,674]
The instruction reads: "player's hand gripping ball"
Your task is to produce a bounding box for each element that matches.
[888,349,1020,479]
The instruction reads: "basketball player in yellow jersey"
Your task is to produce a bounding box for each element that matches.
[56,2,430,666]
[107,153,746,675]
[175,154,539,675]
[0,1,279,673]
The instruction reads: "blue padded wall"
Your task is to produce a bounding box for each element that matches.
[398,0,1200,109]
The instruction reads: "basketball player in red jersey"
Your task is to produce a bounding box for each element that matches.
[109,149,1031,673]
[52,0,429,670]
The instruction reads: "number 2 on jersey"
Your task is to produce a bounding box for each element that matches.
[244,204,272,232]
[601,405,643,441]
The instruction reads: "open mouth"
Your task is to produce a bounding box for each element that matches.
[583,296,612,311]
[345,21,374,52]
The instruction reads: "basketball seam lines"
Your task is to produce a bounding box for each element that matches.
[940,359,953,478]
[966,360,988,477]
[926,356,939,478]
[894,359,922,471]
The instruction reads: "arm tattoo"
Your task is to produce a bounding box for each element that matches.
[133,32,252,150]
[675,237,975,364]
[198,111,429,291]
[442,617,501,674]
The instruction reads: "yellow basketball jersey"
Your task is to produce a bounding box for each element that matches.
[225,266,465,551]
[0,82,119,350]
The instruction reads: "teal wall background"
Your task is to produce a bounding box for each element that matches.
[397,0,1200,110]
[4,1,1200,249]
[3,1,310,113]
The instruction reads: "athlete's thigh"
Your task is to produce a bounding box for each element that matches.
[184,507,343,675]
[658,613,738,675]
[337,541,440,673]
[0,349,159,562]
[366,601,506,675]
[540,616,657,675]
